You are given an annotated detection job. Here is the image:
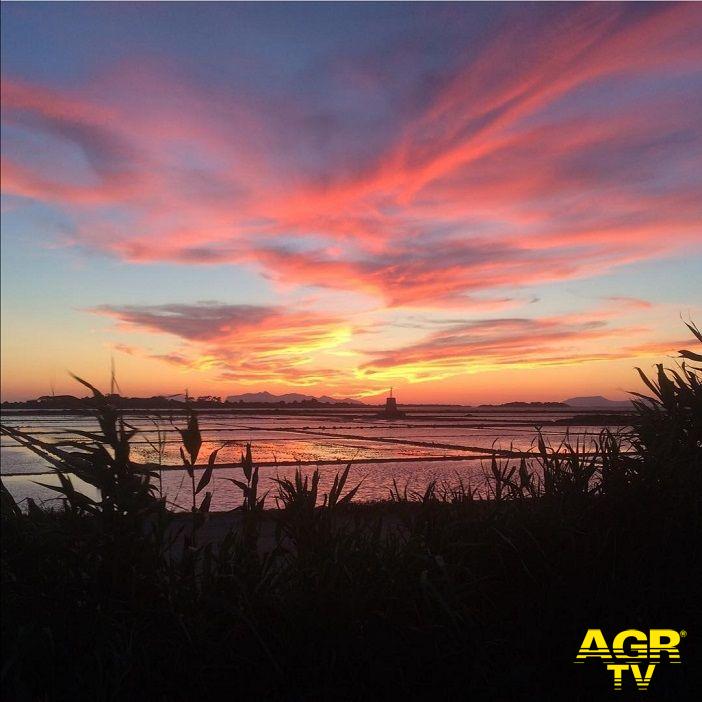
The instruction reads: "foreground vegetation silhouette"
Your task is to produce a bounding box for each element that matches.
[2,321,701,700]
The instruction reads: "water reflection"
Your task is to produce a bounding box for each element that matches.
[1,408,626,509]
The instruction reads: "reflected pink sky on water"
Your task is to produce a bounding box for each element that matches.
[1,408,628,510]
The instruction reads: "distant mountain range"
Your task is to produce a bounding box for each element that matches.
[0,392,633,411]
[225,391,365,405]
[478,401,568,408]
[562,395,633,409]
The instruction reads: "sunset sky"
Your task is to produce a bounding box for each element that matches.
[1,2,701,403]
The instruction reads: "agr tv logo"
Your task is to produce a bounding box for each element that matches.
[574,628,686,691]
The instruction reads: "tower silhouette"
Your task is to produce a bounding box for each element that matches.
[377,387,405,419]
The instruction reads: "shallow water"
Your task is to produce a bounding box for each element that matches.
[1,407,627,510]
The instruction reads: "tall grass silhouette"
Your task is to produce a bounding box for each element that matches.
[1,319,699,700]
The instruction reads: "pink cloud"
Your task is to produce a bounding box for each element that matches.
[2,3,701,308]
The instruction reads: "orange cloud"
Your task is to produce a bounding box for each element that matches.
[356,314,686,385]
[92,299,691,395]
[93,302,357,388]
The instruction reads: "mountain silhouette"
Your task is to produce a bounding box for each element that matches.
[563,395,633,408]
[225,391,364,405]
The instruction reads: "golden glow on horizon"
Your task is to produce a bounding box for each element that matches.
[1,4,701,402]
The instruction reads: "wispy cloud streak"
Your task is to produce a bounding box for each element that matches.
[2,3,701,309]
[93,302,355,387]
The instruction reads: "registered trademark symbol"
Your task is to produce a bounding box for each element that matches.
[680,630,687,638]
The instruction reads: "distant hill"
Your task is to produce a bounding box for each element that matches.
[478,401,568,408]
[1,391,365,411]
[225,391,364,405]
[563,395,633,409]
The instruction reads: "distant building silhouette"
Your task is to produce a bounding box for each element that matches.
[376,387,406,419]
[37,394,80,404]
